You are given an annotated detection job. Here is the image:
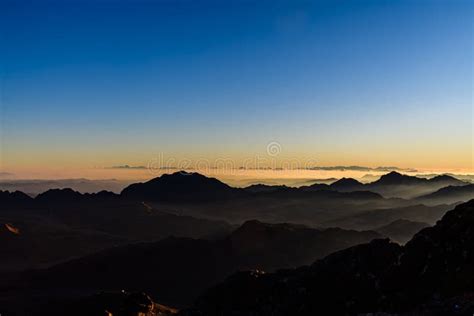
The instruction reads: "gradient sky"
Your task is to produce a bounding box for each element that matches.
[1,0,473,178]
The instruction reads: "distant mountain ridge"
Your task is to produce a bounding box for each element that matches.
[328,177,364,192]
[302,171,467,198]
[5,220,381,310]
[183,199,474,315]
[2,171,469,206]
[322,204,449,231]
[416,184,474,205]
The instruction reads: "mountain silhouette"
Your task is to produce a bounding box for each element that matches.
[36,188,91,203]
[184,199,474,315]
[365,172,467,198]
[301,172,467,199]
[329,178,364,192]
[226,220,381,271]
[1,172,473,315]
[0,190,34,209]
[0,188,233,271]
[2,221,380,311]
[371,171,424,185]
[121,171,245,202]
[416,184,474,205]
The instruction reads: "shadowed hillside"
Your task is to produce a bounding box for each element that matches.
[181,200,474,316]
[375,219,430,244]
[416,184,474,205]
[0,221,381,313]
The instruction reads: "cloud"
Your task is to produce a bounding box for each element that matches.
[107,165,147,170]
[304,166,417,172]
[0,172,14,177]
[374,166,418,172]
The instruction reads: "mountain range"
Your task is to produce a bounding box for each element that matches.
[9,199,473,316]
[182,200,474,315]
[1,171,474,315]
[1,221,380,313]
[1,171,472,272]
[303,171,467,198]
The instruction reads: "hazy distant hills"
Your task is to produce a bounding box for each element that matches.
[3,221,381,312]
[303,171,467,199]
[365,172,467,198]
[416,184,474,205]
[375,219,430,244]
[117,172,402,225]
[1,170,470,272]
[0,189,233,271]
[0,217,126,272]
[1,170,470,246]
[118,171,468,225]
[1,171,470,206]
[322,204,449,231]
[183,200,474,316]
[225,220,381,271]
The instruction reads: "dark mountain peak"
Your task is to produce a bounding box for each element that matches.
[379,171,405,180]
[431,174,456,181]
[303,182,331,191]
[0,190,34,208]
[121,171,243,202]
[332,178,362,186]
[373,171,421,185]
[94,190,118,198]
[430,174,465,184]
[372,172,462,187]
[35,188,83,202]
[84,190,119,199]
[0,190,32,201]
[330,178,364,191]
[153,171,228,186]
[237,219,265,229]
[154,171,208,181]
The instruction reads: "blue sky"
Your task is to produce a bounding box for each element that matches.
[1,0,472,176]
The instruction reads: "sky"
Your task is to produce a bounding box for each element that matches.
[1,0,473,179]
